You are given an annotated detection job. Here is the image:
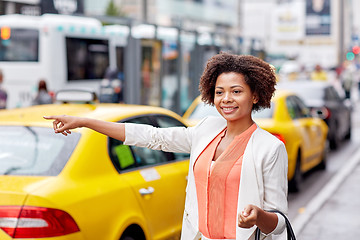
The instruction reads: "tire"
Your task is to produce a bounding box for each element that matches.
[121,236,136,240]
[344,119,352,140]
[345,129,351,140]
[289,152,302,193]
[329,132,340,150]
[120,225,145,240]
[317,138,329,170]
[330,120,344,150]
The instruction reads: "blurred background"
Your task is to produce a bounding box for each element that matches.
[1,0,359,115]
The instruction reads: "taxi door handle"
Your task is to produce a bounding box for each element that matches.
[139,187,155,195]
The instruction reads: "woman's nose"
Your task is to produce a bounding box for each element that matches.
[222,92,232,102]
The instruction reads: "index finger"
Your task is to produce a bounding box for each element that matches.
[43,115,57,120]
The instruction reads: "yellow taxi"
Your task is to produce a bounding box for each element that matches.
[0,91,189,240]
[183,90,329,192]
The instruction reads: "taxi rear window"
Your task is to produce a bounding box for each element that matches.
[0,126,80,176]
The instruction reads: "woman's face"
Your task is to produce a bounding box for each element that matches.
[214,72,258,123]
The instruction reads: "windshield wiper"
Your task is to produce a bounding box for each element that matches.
[3,166,21,175]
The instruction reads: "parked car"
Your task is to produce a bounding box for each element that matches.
[183,90,329,192]
[277,81,352,149]
[0,90,189,240]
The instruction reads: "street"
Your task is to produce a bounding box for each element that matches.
[288,97,360,221]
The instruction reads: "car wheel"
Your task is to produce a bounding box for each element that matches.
[121,236,136,240]
[317,139,329,170]
[345,120,352,140]
[288,152,302,193]
[120,225,145,240]
[329,128,341,150]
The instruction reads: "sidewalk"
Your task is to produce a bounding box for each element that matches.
[292,146,360,239]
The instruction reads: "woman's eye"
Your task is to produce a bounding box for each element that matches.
[233,90,241,94]
[215,91,222,95]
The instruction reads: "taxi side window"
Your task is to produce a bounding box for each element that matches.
[286,97,297,119]
[293,96,310,118]
[286,96,310,119]
[108,116,168,172]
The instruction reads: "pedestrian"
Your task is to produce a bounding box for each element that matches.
[44,52,288,240]
[0,69,7,109]
[99,67,124,103]
[32,79,53,105]
[340,61,355,100]
[310,64,328,81]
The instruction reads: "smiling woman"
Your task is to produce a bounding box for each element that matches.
[189,52,287,239]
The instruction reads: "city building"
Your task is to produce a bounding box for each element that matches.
[241,0,353,69]
[85,0,240,35]
[0,0,84,15]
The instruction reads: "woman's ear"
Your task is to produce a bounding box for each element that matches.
[253,95,259,104]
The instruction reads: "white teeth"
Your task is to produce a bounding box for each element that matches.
[223,107,234,111]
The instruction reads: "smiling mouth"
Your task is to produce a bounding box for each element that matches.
[221,107,238,113]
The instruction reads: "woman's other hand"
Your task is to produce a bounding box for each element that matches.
[238,204,278,234]
[238,204,259,228]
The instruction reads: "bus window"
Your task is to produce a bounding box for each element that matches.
[116,46,125,81]
[66,37,109,81]
[0,28,39,62]
[140,39,161,107]
[180,34,196,113]
[161,40,178,112]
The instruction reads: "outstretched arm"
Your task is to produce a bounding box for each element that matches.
[43,115,125,141]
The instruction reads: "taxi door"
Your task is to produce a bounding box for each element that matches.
[121,158,188,239]
[112,115,189,239]
[288,96,324,169]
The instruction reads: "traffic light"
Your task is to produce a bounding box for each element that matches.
[346,45,360,61]
[352,46,360,55]
[346,52,355,61]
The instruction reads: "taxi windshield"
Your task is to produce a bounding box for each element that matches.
[0,126,80,176]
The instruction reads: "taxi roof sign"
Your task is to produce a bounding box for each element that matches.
[56,89,97,104]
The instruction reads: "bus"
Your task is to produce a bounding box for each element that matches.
[0,14,124,108]
[0,14,237,113]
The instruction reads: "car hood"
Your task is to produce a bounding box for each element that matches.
[0,176,51,205]
[302,99,325,108]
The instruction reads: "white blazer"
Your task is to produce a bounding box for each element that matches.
[124,116,288,240]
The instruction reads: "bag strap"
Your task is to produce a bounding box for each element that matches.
[255,210,296,240]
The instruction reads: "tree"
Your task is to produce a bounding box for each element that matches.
[105,0,126,17]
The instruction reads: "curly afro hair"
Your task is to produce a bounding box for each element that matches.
[199,52,277,112]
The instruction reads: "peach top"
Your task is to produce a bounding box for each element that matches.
[193,123,257,239]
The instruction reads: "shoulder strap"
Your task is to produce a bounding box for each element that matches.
[255,209,296,240]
